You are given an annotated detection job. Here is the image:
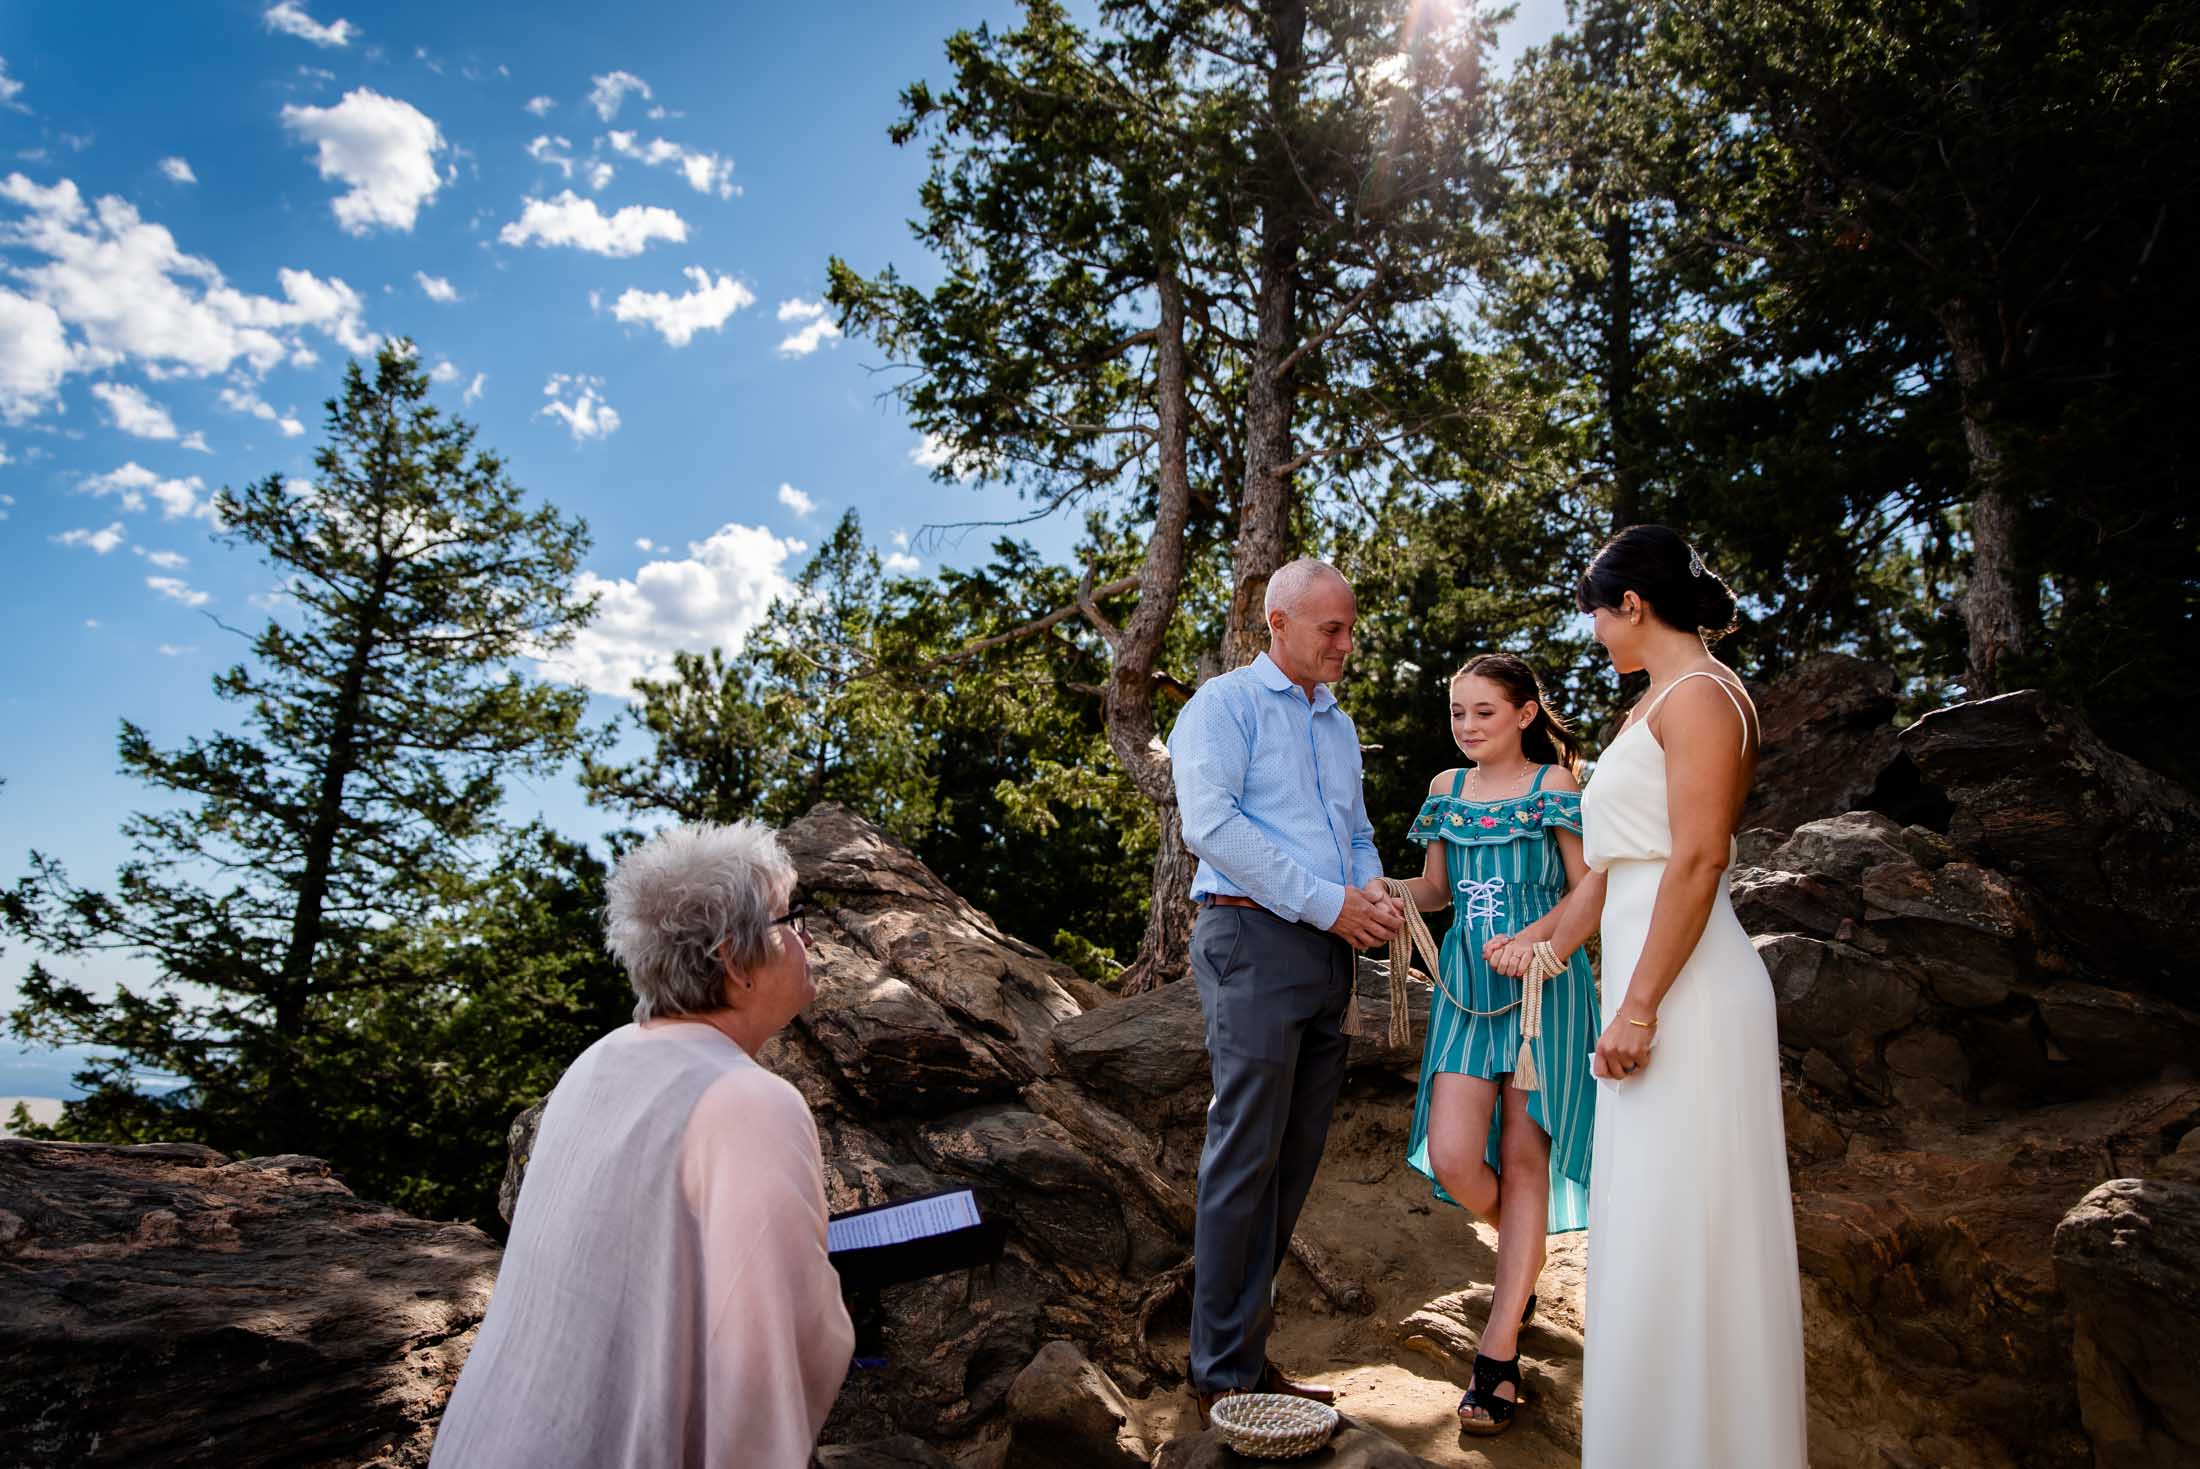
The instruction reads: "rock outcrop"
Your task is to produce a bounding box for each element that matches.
[2053,1179,2200,1469]
[1895,691,2200,1000]
[0,1140,498,1467]
[1743,653,1905,835]
[16,685,2195,1469]
[1728,694,2200,1469]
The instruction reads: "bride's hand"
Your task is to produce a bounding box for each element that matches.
[1480,932,1512,965]
[1592,1000,1658,1081]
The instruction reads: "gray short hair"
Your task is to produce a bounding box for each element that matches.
[1263,557,1348,620]
[602,821,797,1022]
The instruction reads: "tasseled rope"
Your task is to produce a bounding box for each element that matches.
[1368,878,1566,1092]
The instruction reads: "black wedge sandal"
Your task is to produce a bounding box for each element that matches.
[1457,1352,1526,1437]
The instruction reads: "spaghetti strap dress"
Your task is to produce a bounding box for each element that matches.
[1579,671,1807,1467]
[1403,765,1598,1233]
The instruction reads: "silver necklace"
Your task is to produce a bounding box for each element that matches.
[1467,759,1535,803]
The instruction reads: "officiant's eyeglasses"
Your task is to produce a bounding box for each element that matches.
[773,902,812,944]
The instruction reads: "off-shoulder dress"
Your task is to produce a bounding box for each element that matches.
[1404,764,1598,1232]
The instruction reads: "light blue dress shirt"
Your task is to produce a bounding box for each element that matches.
[1167,651,1384,931]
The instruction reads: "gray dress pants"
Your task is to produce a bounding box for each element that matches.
[1187,901,1355,1392]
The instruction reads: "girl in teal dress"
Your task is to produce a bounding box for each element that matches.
[1398,653,1598,1438]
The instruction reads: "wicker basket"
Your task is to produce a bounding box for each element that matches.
[1208,1392,1340,1460]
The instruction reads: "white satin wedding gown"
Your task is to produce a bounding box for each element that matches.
[1579,671,1807,1467]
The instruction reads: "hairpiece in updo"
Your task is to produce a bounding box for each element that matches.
[1575,525,1740,642]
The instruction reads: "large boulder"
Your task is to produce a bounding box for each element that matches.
[1050,957,1428,1129]
[1000,1340,1157,1469]
[1743,653,1904,834]
[1734,796,2199,1103]
[1896,691,2200,998]
[2053,1178,2200,1469]
[0,1140,498,1467]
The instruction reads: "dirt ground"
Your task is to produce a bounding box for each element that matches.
[1127,1083,1587,1469]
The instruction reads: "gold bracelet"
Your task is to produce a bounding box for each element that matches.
[1626,1016,1656,1029]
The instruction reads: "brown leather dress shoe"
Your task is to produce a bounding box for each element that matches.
[1260,1361,1338,1405]
[1192,1386,1245,1430]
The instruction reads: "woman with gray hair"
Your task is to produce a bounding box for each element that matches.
[430,820,852,1469]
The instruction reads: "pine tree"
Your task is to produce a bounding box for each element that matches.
[5,342,597,1157]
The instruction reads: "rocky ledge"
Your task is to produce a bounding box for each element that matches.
[0,1140,498,1467]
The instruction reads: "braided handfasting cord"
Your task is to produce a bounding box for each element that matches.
[1374,877,1565,1092]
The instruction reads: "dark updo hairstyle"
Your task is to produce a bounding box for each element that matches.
[1573,524,1740,642]
[1451,653,1586,779]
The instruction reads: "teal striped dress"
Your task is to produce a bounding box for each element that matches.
[1405,766,1597,1234]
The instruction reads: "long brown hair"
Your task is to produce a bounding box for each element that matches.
[1452,653,1586,779]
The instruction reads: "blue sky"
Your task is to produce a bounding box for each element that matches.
[0,0,1565,1094]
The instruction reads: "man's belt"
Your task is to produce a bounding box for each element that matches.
[1203,894,1267,914]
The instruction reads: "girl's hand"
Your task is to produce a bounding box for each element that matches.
[1493,940,1531,977]
[1480,932,1513,965]
[1592,998,1658,1082]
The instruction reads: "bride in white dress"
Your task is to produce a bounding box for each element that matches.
[1524,525,1807,1465]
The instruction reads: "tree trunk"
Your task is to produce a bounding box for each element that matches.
[1120,803,1198,994]
[1602,206,1645,530]
[1220,0,1309,670]
[1113,267,1199,992]
[1941,299,2033,693]
[269,566,384,1147]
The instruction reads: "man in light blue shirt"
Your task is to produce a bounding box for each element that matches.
[1167,557,1403,1417]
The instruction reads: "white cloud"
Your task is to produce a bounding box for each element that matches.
[415,270,457,303]
[0,490,12,519]
[158,156,197,185]
[180,429,210,453]
[910,431,983,481]
[524,95,555,117]
[634,536,655,551]
[498,190,684,257]
[0,55,27,113]
[263,2,356,48]
[91,381,179,440]
[890,528,909,548]
[157,643,197,656]
[587,71,652,122]
[884,551,922,575]
[610,266,754,346]
[525,134,576,179]
[0,175,374,416]
[83,618,98,628]
[80,461,218,521]
[775,297,843,355]
[534,523,804,695]
[0,285,74,422]
[605,130,734,198]
[776,482,815,517]
[147,575,211,607]
[462,371,485,404]
[56,522,126,554]
[585,160,614,191]
[280,88,444,234]
[430,358,459,384]
[539,373,619,442]
[776,307,841,358]
[139,547,188,569]
[217,385,306,437]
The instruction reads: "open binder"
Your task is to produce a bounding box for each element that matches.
[828,1188,1006,1368]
